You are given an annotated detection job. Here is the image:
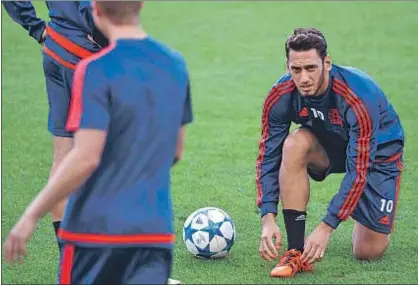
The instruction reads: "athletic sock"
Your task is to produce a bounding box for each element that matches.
[53,221,61,236]
[283,209,307,253]
[53,221,64,256]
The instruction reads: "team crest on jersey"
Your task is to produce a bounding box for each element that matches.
[328,109,343,125]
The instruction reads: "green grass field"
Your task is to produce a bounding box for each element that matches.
[2,1,418,284]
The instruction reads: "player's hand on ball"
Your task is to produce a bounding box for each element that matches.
[259,213,282,261]
[4,214,38,264]
[302,222,334,264]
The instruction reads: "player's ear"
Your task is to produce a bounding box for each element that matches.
[285,60,289,73]
[324,55,332,72]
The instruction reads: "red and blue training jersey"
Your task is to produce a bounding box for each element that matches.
[256,64,404,229]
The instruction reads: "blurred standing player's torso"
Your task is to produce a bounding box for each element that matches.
[43,1,108,66]
[61,37,193,248]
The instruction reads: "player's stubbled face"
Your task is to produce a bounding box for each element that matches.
[287,49,330,97]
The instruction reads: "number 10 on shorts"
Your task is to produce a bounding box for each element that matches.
[380,199,393,213]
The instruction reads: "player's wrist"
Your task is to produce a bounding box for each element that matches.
[319,221,335,234]
[259,201,278,219]
[40,28,47,44]
[35,23,47,44]
[322,211,341,230]
[24,196,48,221]
[261,213,277,225]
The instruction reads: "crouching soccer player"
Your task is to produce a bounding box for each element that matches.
[256,28,405,278]
[4,1,193,284]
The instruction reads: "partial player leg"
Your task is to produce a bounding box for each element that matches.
[271,127,330,278]
[43,55,75,238]
[351,154,403,260]
[51,140,71,284]
[280,128,330,248]
[49,136,73,224]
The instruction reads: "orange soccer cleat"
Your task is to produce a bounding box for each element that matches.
[270,249,314,278]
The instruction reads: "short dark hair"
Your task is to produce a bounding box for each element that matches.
[285,28,328,60]
[97,1,142,25]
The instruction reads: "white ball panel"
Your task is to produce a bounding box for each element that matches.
[209,235,227,253]
[207,209,225,223]
[219,221,234,240]
[191,213,209,230]
[185,239,199,255]
[192,231,209,250]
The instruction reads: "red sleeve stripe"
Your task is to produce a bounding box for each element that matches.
[65,42,116,132]
[333,79,373,221]
[256,80,295,206]
[333,79,372,220]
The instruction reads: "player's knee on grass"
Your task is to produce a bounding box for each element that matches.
[352,222,390,261]
[352,240,389,261]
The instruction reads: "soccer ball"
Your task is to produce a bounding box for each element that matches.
[182,207,236,259]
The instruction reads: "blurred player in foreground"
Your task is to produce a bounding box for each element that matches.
[2,0,107,245]
[256,28,404,278]
[4,1,193,284]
